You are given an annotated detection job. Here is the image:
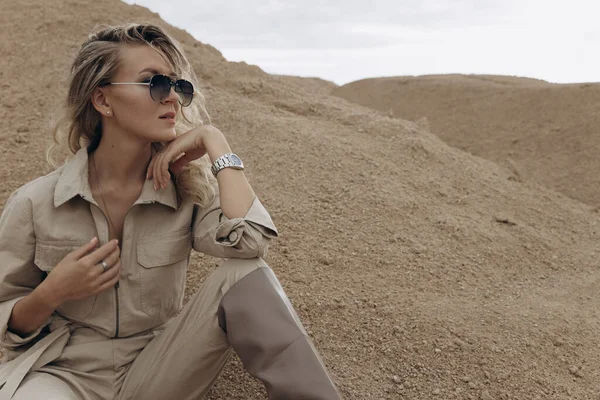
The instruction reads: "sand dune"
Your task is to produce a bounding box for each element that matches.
[333,74,600,208]
[1,1,600,399]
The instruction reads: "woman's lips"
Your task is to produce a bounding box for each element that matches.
[159,117,176,124]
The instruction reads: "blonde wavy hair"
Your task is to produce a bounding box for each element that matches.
[46,23,216,208]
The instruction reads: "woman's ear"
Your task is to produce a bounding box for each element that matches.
[91,87,111,116]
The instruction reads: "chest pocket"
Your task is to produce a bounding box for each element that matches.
[137,231,192,320]
[34,240,97,321]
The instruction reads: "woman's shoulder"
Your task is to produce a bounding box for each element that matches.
[5,167,65,208]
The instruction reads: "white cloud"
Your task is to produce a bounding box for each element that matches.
[122,0,600,85]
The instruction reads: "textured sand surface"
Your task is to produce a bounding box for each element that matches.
[1,1,600,399]
[334,74,600,208]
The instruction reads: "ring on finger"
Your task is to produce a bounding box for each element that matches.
[99,260,108,273]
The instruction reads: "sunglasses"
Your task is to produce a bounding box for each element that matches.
[101,74,195,107]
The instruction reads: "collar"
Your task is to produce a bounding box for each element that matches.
[54,147,179,210]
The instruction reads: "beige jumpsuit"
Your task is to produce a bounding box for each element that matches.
[0,148,340,399]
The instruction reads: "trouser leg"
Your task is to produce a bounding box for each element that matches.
[118,257,268,400]
[218,262,342,399]
[119,257,341,400]
[12,372,79,400]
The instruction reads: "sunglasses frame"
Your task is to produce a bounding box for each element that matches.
[101,74,195,107]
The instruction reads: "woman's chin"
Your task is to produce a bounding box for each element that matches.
[151,129,177,142]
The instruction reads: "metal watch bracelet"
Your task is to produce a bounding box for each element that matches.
[211,153,244,176]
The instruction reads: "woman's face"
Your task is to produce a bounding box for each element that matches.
[98,45,181,143]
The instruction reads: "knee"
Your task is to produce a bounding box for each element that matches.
[219,257,271,275]
[215,257,272,294]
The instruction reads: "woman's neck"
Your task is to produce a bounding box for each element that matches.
[89,135,153,193]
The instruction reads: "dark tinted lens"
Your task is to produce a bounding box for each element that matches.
[149,75,172,102]
[175,80,194,107]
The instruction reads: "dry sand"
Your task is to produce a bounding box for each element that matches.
[1,1,600,399]
[333,74,600,208]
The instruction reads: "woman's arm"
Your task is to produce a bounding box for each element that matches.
[8,281,59,336]
[202,126,256,219]
[189,126,278,259]
[0,192,48,347]
[150,125,258,218]
[149,124,278,258]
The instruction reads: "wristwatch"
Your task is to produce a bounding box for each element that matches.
[211,153,244,176]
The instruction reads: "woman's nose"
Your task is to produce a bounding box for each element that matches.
[162,84,179,104]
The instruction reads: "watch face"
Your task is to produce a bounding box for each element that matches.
[230,154,242,166]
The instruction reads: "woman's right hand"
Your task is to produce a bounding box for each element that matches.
[43,237,121,307]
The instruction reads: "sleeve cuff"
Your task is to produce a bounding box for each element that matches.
[243,196,278,238]
[214,196,278,246]
[0,296,46,348]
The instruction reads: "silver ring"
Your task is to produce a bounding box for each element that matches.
[99,260,108,273]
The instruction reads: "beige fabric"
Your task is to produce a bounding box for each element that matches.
[118,258,270,400]
[217,266,342,399]
[0,147,278,399]
[13,372,78,400]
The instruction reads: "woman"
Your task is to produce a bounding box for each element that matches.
[0,23,340,399]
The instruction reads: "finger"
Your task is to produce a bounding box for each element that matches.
[72,237,100,259]
[148,149,162,181]
[146,155,156,180]
[155,154,163,189]
[88,246,119,275]
[158,151,171,189]
[90,246,120,276]
[154,151,165,189]
[173,152,186,162]
[148,146,165,181]
[80,239,119,267]
[169,152,194,175]
[162,160,171,189]
[95,269,121,295]
[95,258,121,286]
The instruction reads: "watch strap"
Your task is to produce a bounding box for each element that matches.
[211,153,244,176]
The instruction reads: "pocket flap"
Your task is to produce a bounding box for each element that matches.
[35,241,85,272]
[137,233,192,269]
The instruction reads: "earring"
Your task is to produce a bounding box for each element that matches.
[106,110,111,115]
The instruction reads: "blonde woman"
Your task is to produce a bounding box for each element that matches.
[0,23,340,399]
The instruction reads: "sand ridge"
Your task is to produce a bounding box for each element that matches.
[1,1,600,399]
[333,75,600,208]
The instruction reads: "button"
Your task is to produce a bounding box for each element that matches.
[228,231,238,242]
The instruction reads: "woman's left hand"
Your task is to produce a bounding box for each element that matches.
[146,126,220,190]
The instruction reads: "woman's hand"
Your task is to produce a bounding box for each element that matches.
[147,125,225,190]
[42,238,121,307]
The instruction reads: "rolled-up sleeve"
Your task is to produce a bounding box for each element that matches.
[0,192,46,349]
[192,194,278,259]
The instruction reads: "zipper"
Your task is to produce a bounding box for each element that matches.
[85,196,155,338]
[111,200,154,338]
[88,199,125,338]
[114,281,120,338]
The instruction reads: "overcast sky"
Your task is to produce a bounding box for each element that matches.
[122,0,600,85]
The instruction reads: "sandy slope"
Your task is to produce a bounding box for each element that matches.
[333,74,600,208]
[1,1,600,399]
